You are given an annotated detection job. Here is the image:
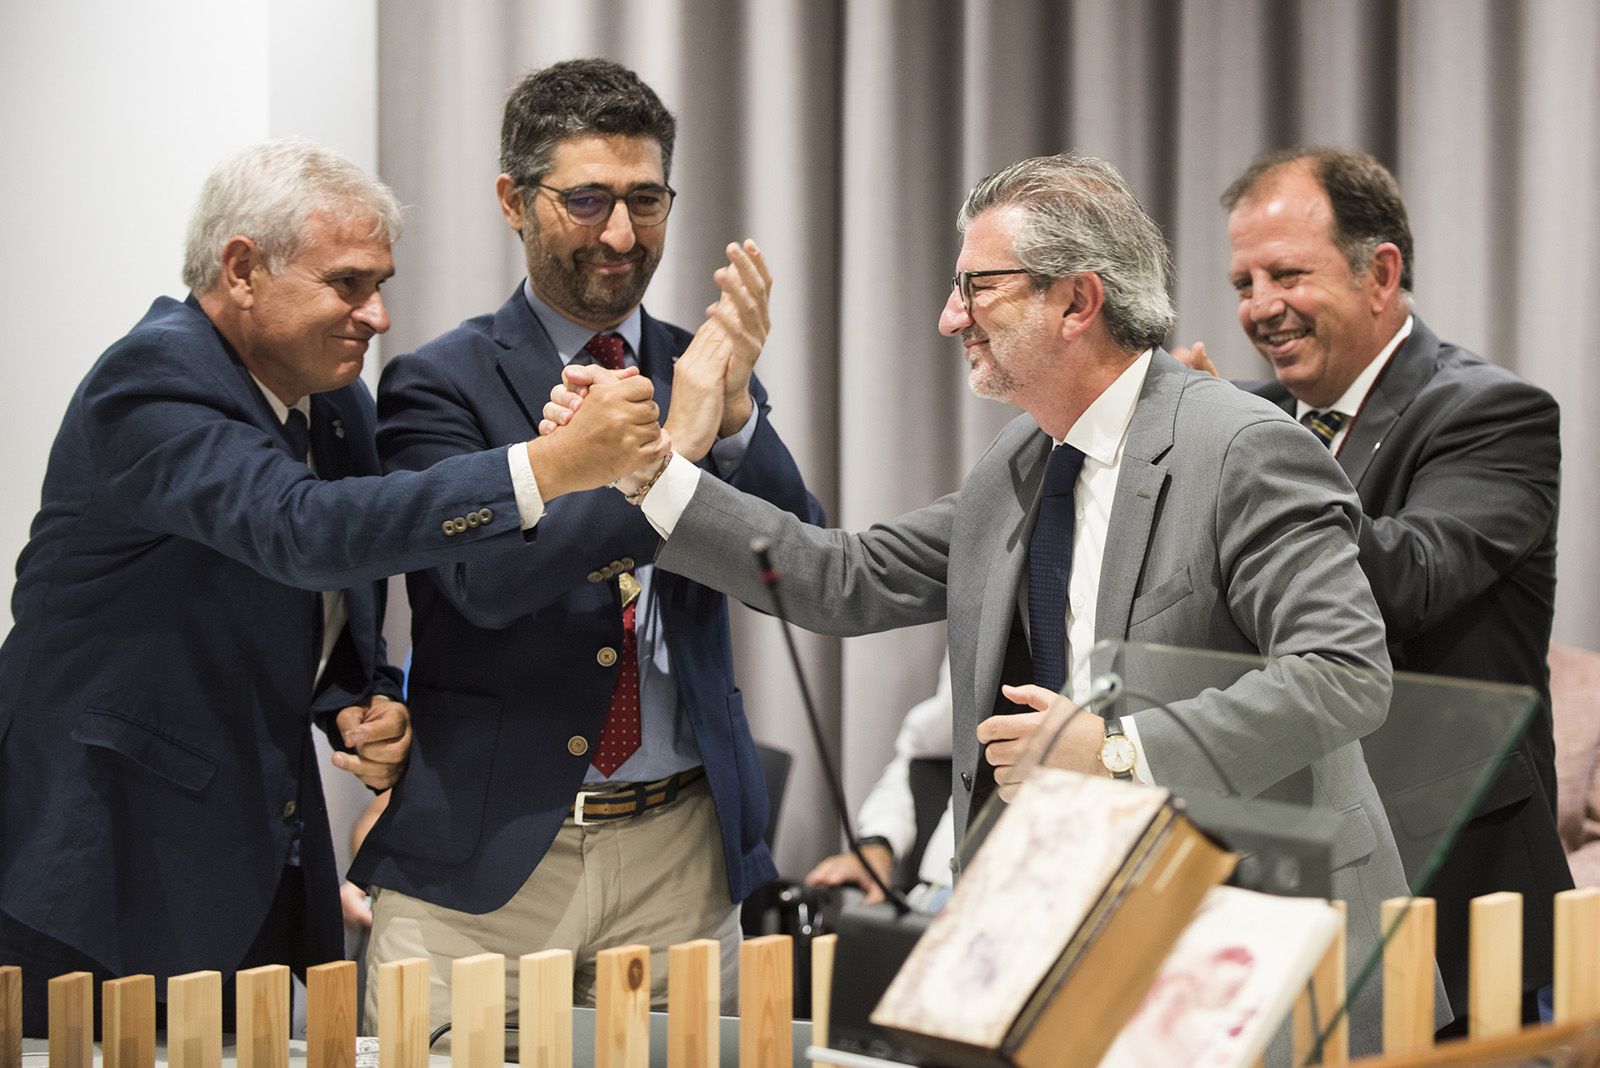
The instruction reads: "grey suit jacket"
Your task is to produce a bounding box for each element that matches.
[655,350,1441,1050]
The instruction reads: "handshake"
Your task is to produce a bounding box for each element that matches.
[528,239,772,506]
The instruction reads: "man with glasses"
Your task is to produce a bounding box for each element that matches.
[570,152,1437,1052]
[351,58,821,1026]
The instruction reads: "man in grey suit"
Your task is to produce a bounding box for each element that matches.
[552,153,1439,1051]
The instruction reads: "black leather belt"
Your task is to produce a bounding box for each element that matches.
[572,767,704,825]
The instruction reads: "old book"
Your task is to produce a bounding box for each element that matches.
[870,770,1235,1068]
[1098,885,1341,1068]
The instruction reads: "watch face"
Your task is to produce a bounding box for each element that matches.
[1099,734,1136,774]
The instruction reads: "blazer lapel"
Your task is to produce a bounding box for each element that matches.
[636,311,676,419]
[971,425,1050,718]
[490,289,566,428]
[1336,320,1437,491]
[1096,352,1179,641]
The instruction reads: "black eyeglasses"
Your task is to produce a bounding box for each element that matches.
[951,268,1033,315]
[534,182,677,227]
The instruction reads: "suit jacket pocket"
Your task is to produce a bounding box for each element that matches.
[1129,566,1193,628]
[376,686,503,865]
[1330,801,1379,870]
[72,707,218,794]
[1390,749,1535,841]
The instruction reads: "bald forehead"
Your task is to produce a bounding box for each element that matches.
[1229,162,1336,237]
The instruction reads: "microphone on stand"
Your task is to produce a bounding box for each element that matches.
[751,537,912,916]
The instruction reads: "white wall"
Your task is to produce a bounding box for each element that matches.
[0,0,379,634]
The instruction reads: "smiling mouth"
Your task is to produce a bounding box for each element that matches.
[1259,327,1310,354]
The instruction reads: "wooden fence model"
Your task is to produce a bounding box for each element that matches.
[3,888,1597,1067]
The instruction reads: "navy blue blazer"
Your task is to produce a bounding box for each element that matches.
[1255,317,1570,1007]
[0,296,531,984]
[349,289,823,913]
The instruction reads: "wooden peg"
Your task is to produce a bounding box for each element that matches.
[1470,891,1523,1038]
[1381,896,1436,1054]
[307,960,357,1068]
[1554,887,1600,1023]
[378,957,430,1068]
[810,934,836,1052]
[1,965,21,1068]
[236,964,289,1068]
[103,974,156,1068]
[667,939,719,1068]
[167,970,222,1068]
[451,952,505,1068]
[1293,900,1348,1065]
[48,971,93,1068]
[594,944,649,1068]
[739,935,793,1068]
[518,950,571,1068]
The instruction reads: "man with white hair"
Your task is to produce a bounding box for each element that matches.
[0,138,666,1034]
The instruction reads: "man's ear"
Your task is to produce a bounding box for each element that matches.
[496,174,528,232]
[1366,242,1404,312]
[1057,273,1105,343]
[218,236,261,309]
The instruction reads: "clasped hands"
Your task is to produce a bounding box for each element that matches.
[979,684,1111,801]
[539,240,772,498]
[329,693,411,790]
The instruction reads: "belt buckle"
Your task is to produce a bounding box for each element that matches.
[574,789,602,827]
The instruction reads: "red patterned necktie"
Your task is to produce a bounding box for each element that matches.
[584,332,640,776]
[584,331,627,370]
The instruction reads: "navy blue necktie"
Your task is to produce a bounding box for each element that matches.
[283,408,311,464]
[1027,444,1086,694]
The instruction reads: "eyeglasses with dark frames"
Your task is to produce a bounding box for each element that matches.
[951,268,1034,315]
[534,182,677,227]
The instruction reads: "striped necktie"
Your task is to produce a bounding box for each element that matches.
[1302,409,1349,449]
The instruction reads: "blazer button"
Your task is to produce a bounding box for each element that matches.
[478,508,493,523]
[567,736,589,757]
[453,517,469,534]
[602,563,618,579]
[465,512,480,528]
[597,647,618,667]
[620,556,635,570]
[960,772,973,791]
[441,520,457,537]
[282,800,298,818]
[587,571,604,584]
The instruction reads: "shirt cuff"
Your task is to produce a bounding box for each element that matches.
[1120,716,1156,786]
[708,402,759,479]
[639,452,702,538]
[506,444,545,531]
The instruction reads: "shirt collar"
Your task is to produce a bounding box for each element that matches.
[521,278,644,366]
[248,373,310,426]
[1294,314,1414,420]
[1059,348,1153,465]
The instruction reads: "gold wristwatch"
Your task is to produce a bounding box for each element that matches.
[1098,718,1136,780]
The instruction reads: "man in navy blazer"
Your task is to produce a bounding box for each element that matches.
[1218,147,1570,1028]
[0,139,667,1035]
[351,59,822,1022]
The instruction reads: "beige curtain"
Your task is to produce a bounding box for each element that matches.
[377,0,1600,875]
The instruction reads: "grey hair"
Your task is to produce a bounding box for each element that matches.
[958,154,1175,350]
[180,138,403,292]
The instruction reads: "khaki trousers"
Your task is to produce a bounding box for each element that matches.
[363,775,740,1037]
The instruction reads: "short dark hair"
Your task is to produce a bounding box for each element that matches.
[1223,146,1414,292]
[500,58,677,189]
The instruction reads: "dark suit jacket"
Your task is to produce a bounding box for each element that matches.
[349,288,823,913]
[0,296,529,985]
[1254,316,1571,1007]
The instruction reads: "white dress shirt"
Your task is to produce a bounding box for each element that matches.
[1293,315,1414,454]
